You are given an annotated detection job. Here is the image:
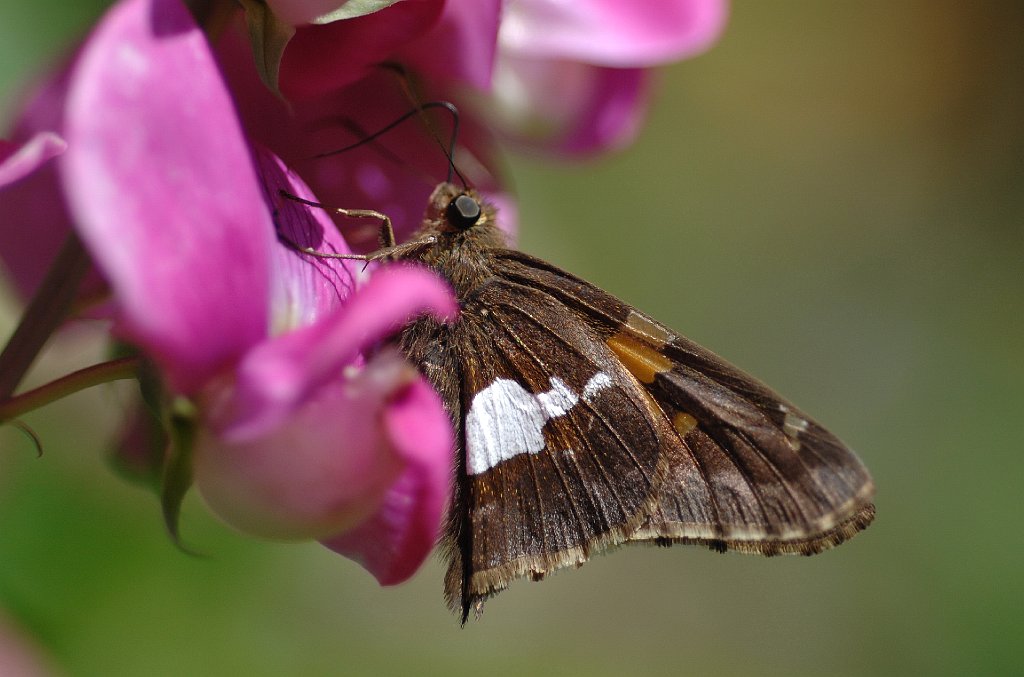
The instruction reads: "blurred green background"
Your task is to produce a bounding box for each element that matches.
[1,1,1022,675]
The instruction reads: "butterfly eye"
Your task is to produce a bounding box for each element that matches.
[446,194,482,230]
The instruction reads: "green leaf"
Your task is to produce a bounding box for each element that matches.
[311,0,404,24]
[238,0,296,100]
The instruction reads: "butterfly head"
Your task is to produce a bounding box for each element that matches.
[426,182,496,234]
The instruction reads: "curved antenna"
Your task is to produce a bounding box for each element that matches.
[385,63,466,187]
[314,101,468,187]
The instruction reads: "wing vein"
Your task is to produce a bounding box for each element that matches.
[494,298,659,490]
[487,309,616,534]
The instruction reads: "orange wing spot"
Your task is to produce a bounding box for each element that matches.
[607,333,673,383]
[672,412,697,437]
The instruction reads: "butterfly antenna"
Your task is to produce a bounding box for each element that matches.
[335,117,440,187]
[437,101,465,186]
[384,62,467,188]
[314,101,468,187]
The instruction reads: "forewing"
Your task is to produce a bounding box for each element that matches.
[494,250,875,555]
[408,279,673,619]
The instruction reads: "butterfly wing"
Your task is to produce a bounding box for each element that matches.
[399,278,677,620]
[400,247,874,621]
[493,250,876,553]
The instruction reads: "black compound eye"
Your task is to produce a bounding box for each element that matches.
[446,193,482,230]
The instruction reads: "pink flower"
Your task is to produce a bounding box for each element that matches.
[0,0,729,586]
[490,0,728,154]
[4,0,458,585]
[218,0,507,251]
[3,2,727,287]
[276,0,728,156]
[0,65,79,299]
[214,0,727,252]
[0,131,71,298]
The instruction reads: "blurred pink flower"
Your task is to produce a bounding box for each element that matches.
[218,0,727,251]
[0,74,78,299]
[219,0,508,251]
[3,0,458,585]
[0,133,66,188]
[2,1,728,287]
[276,0,728,155]
[0,131,70,298]
[491,0,728,153]
[0,615,55,677]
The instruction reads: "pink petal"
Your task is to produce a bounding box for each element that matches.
[220,264,457,440]
[500,0,729,67]
[251,145,361,326]
[399,0,502,91]
[0,133,66,188]
[194,350,423,539]
[278,0,444,101]
[0,60,83,300]
[323,374,452,585]
[0,154,81,300]
[61,0,274,394]
[492,57,651,155]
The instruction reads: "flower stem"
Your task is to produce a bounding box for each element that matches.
[0,356,139,422]
[0,233,91,398]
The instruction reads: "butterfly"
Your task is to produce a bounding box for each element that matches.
[283,182,875,624]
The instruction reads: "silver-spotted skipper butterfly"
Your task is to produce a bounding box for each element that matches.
[282,180,875,624]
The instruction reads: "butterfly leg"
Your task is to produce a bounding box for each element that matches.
[276,235,374,262]
[279,189,397,249]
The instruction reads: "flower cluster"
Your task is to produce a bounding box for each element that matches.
[0,0,726,585]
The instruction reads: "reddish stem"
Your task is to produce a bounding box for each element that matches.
[0,233,90,397]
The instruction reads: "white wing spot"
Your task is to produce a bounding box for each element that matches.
[582,372,612,401]
[465,374,603,474]
[537,377,578,418]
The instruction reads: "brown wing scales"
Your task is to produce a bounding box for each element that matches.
[441,280,673,618]
[399,247,874,621]
[494,250,875,554]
